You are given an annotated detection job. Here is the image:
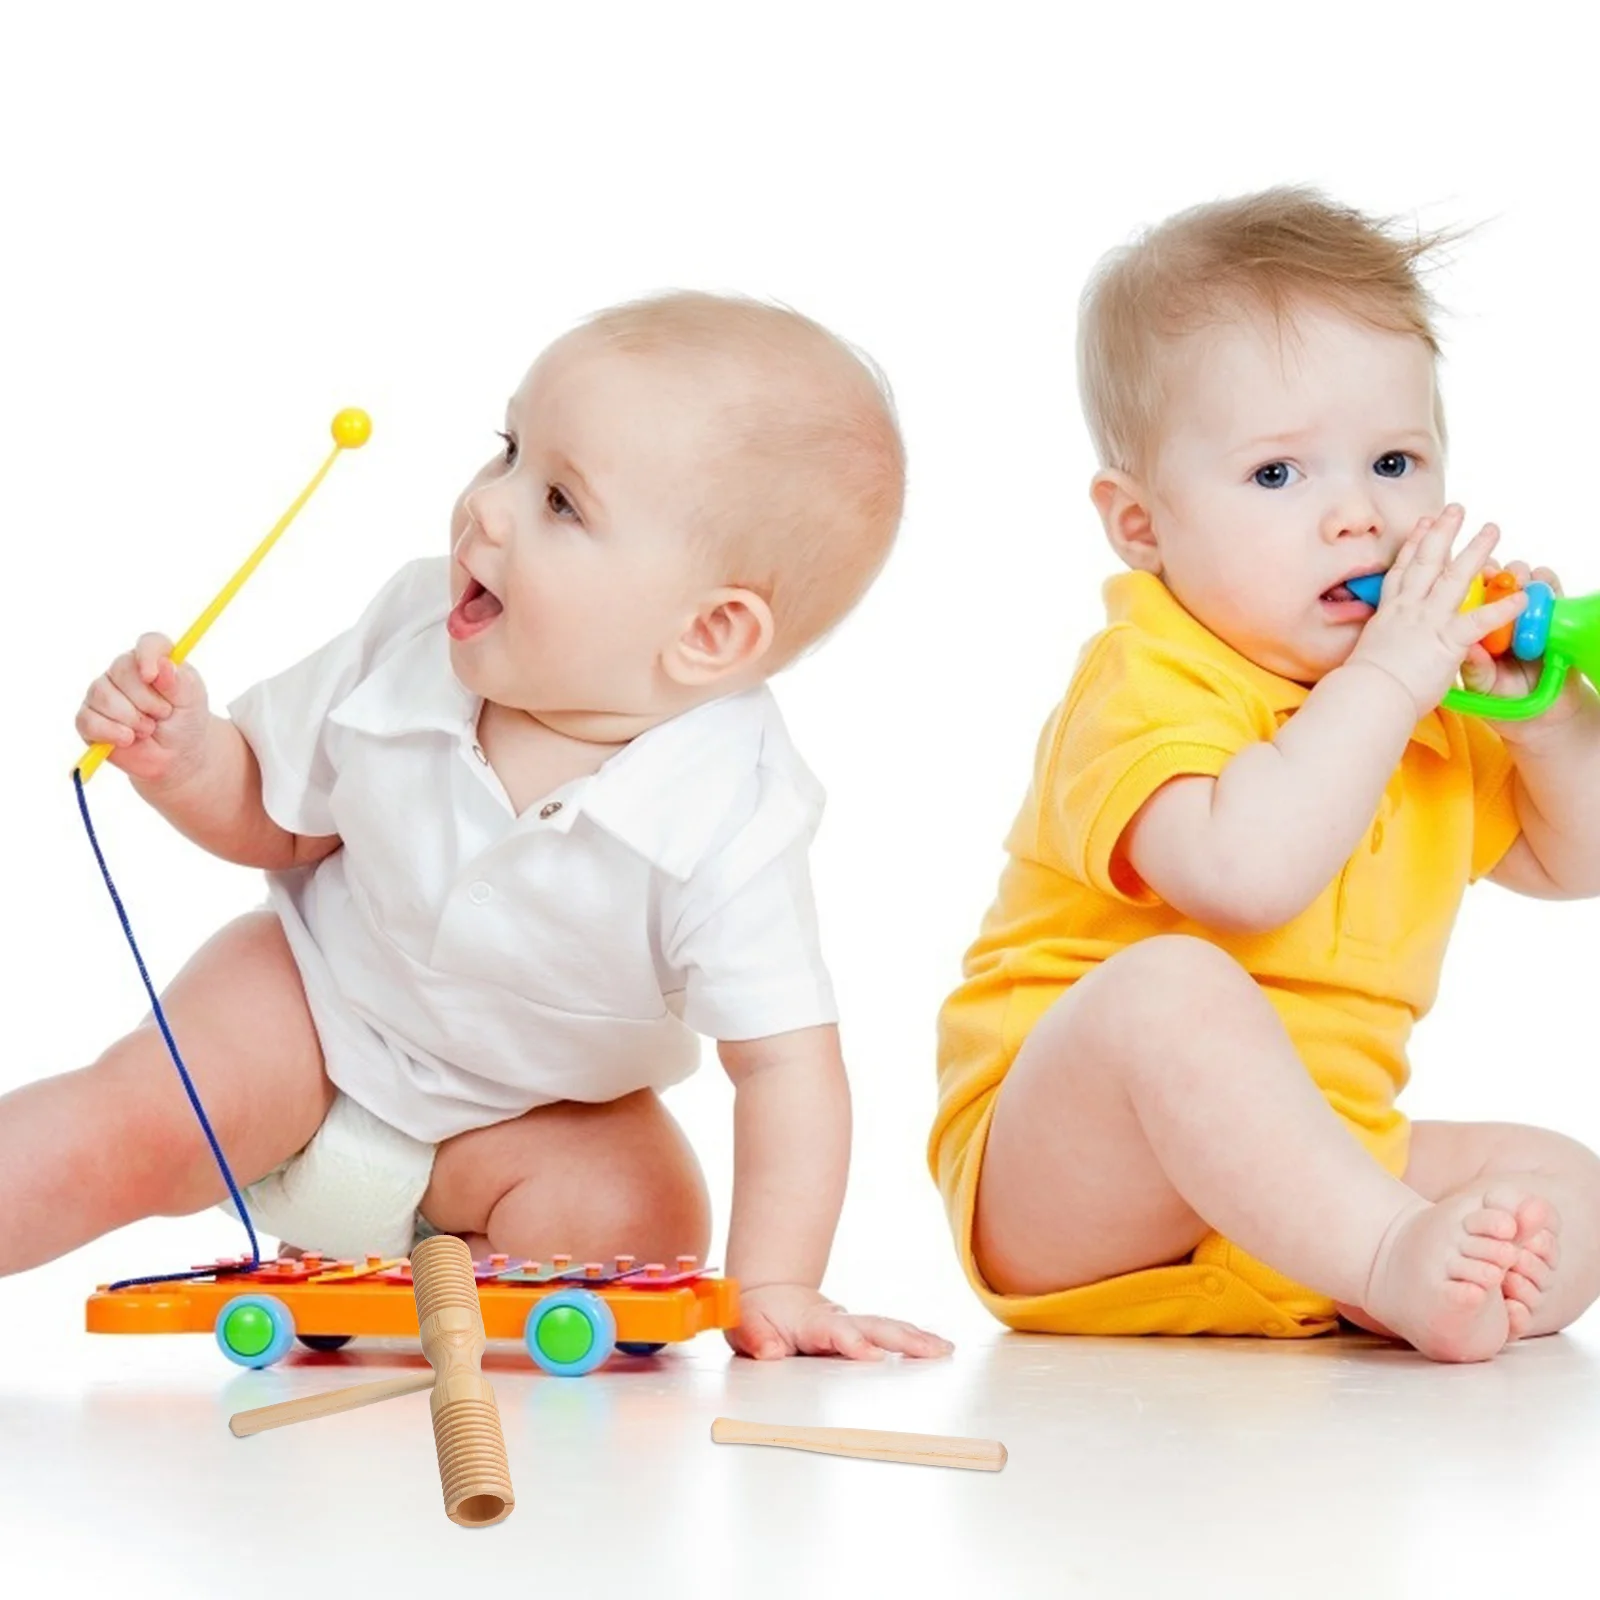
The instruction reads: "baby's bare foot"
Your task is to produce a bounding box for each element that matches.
[1492,1185,1562,1340]
[1363,1191,1524,1363]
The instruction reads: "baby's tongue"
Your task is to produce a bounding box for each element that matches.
[461,586,503,625]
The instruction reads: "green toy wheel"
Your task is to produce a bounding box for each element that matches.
[216,1294,296,1368]
[524,1288,617,1376]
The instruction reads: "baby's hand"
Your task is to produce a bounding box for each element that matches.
[76,634,211,786]
[728,1282,954,1362]
[1461,559,1589,742]
[1347,505,1526,717]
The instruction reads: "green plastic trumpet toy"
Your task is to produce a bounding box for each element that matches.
[1345,571,1600,721]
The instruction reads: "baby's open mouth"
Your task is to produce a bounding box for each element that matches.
[447,576,505,642]
[1321,582,1358,603]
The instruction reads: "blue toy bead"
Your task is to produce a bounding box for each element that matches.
[215,1293,297,1368]
[1513,580,1555,661]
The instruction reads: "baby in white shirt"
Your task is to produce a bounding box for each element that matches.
[10,292,951,1363]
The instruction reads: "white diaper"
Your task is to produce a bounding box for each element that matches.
[220,1091,438,1259]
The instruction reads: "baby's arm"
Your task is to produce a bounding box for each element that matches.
[1125,508,1524,933]
[719,1025,951,1361]
[1486,708,1600,898]
[1449,559,1600,900]
[76,632,339,871]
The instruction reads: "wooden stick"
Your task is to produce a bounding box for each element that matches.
[228,1372,434,1438]
[710,1417,1006,1472]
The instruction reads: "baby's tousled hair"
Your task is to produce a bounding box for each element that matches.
[1079,187,1462,478]
[581,291,906,666]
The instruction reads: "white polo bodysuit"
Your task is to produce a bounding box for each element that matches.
[224,556,837,1254]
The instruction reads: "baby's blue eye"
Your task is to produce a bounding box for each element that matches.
[1373,452,1411,479]
[1253,461,1299,489]
[497,430,518,466]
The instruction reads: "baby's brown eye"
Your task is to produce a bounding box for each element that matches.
[497,431,517,465]
[547,485,577,519]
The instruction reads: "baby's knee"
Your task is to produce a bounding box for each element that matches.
[1090,934,1257,1038]
[90,1034,241,1215]
[487,1146,711,1263]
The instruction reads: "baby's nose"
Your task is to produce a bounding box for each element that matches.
[1321,491,1382,540]
[464,486,513,544]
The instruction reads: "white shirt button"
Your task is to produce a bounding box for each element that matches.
[539,801,563,820]
[468,881,493,904]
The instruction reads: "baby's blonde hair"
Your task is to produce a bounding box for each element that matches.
[1078,187,1457,478]
[581,291,905,666]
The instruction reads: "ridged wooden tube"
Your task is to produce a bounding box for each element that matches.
[411,1234,515,1527]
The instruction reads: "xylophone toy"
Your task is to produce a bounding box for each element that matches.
[87,1247,738,1375]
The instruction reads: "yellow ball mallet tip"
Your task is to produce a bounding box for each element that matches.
[331,408,372,449]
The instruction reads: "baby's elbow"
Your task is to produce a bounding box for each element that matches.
[1182,857,1309,939]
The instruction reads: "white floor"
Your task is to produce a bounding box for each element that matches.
[3,1249,1596,1600]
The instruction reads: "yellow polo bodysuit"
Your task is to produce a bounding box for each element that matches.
[931,570,1523,1337]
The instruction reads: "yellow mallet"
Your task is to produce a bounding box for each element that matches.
[74,407,372,782]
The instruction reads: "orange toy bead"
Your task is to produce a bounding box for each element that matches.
[1481,570,1521,657]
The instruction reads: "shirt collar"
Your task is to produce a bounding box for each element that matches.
[579,686,813,878]
[1105,570,1451,758]
[329,625,809,878]
[327,619,478,739]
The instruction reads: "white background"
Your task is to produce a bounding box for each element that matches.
[4,3,1599,1594]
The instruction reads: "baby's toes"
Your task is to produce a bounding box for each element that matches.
[1512,1193,1560,1241]
[1505,1296,1533,1341]
[1448,1252,1511,1291]
[1458,1230,1520,1271]
[1462,1201,1520,1243]
[1510,1243,1553,1293]
[1521,1226,1561,1272]
[1503,1268,1544,1310]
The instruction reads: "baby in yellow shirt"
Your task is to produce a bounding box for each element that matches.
[933,188,1600,1363]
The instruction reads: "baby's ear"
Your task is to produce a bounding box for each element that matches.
[1091,470,1162,575]
[665,587,775,689]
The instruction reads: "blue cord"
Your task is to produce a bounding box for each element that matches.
[73,768,262,1291]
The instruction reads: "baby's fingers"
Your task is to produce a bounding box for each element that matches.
[107,650,175,722]
[848,1317,955,1359]
[1431,521,1501,612]
[1452,589,1527,650]
[75,703,140,748]
[1397,504,1466,593]
[81,672,157,740]
[810,1319,886,1361]
[727,1311,790,1361]
[134,632,177,684]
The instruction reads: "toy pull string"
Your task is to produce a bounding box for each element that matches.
[75,407,373,783]
[74,410,371,1291]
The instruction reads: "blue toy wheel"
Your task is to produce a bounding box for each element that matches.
[524,1288,617,1377]
[615,1341,666,1357]
[216,1294,297,1368]
[1513,580,1555,662]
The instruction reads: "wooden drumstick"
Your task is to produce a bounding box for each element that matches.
[229,1372,435,1437]
[710,1417,1007,1471]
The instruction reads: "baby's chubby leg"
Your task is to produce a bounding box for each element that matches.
[0,911,334,1277]
[422,1090,712,1264]
[974,934,1527,1362]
